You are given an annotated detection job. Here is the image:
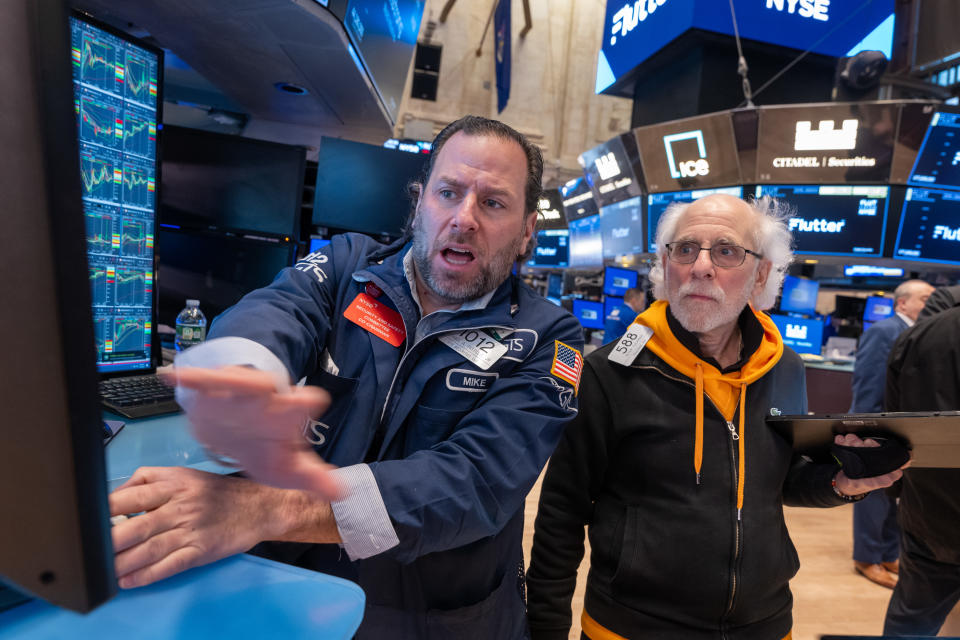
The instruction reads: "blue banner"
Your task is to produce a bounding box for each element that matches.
[494,0,511,113]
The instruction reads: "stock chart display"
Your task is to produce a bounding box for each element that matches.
[71,16,159,373]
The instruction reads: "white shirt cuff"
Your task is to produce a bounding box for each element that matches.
[330,464,400,560]
[172,337,290,410]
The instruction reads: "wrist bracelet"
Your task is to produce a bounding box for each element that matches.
[832,475,866,502]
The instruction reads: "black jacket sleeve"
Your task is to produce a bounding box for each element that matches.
[526,359,614,640]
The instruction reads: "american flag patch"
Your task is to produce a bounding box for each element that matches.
[550,340,583,393]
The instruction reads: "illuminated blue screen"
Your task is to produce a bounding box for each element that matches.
[779,275,819,316]
[863,296,894,323]
[597,0,894,94]
[573,299,605,330]
[769,313,824,355]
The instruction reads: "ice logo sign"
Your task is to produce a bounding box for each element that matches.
[663,130,710,179]
[785,323,808,340]
[610,0,670,46]
[794,119,858,151]
[595,152,621,180]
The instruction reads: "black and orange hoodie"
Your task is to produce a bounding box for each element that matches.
[527,301,845,640]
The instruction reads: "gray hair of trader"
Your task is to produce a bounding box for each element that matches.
[648,195,795,311]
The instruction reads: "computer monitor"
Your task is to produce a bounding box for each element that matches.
[755,184,890,257]
[70,10,164,376]
[568,214,604,268]
[535,188,567,230]
[157,228,295,326]
[603,266,639,297]
[313,137,428,237]
[864,296,895,323]
[599,196,644,258]
[0,0,115,612]
[893,187,960,265]
[526,229,570,268]
[160,125,305,238]
[547,273,564,299]
[843,264,905,278]
[572,299,605,330]
[646,187,743,252]
[907,110,960,190]
[779,275,819,316]
[560,176,599,222]
[768,314,824,356]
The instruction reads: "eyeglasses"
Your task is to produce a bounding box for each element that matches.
[664,241,763,268]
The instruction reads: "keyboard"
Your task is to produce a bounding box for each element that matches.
[99,374,180,419]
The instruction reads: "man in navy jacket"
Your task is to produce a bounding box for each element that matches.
[849,279,933,588]
[108,116,583,639]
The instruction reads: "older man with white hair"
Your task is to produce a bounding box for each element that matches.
[526,194,905,640]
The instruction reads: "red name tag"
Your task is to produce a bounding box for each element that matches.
[343,292,406,347]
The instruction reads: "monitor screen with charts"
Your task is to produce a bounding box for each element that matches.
[71,13,163,375]
[756,185,889,257]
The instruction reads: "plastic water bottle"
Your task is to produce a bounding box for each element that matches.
[175,299,207,352]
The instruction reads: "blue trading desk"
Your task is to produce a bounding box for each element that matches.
[0,555,364,639]
[103,410,236,490]
[0,411,365,638]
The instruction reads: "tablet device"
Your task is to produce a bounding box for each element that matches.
[767,411,960,469]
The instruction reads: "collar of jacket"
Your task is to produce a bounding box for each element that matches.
[631,300,784,511]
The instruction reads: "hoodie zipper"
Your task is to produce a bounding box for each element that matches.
[635,363,744,634]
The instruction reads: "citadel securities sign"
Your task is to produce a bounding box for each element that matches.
[756,102,898,184]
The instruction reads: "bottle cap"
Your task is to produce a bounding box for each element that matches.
[186,299,199,307]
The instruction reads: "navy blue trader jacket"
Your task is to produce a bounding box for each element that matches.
[204,232,583,639]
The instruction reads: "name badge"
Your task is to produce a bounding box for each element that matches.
[343,292,405,347]
[440,329,508,370]
[608,323,654,367]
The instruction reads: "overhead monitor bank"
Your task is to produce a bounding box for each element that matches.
[756,103,898,184]
[908,110,960,190]
[756,185,890,257]
[895,188,960,265]
[646,187,743,252]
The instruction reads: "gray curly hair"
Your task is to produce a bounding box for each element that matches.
[648,194,794,310]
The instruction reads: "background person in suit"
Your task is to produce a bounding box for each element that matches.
[849,279,934,588]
